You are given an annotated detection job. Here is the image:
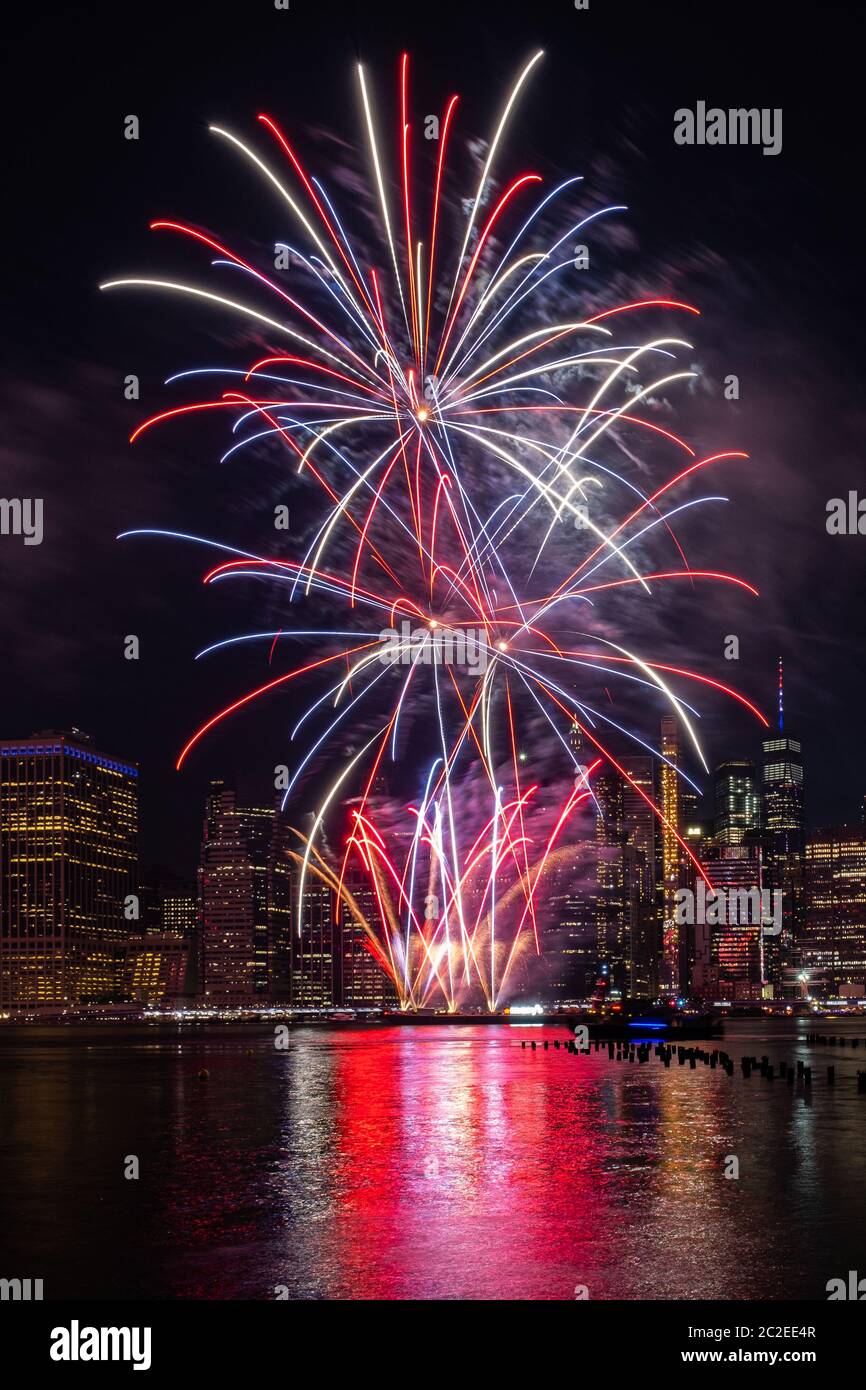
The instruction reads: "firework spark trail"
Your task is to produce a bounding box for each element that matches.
[103,51,766,1010]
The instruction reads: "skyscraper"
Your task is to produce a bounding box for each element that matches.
[0,729,138,1007]
[594,766,630,989]
[292,871,340,1007]
[695,843,766,1003]
[659,716,682,996]
[762,735,804,837]
[761,660,804,984]
[621,755,659,999]
[583,753,661,999]
[138,865,197,936]
[125,931,191,1005]
[544,721,602,1003]
[762,659,803,836]
[543,839,597,1004]
[198,782,291,1000]
[714,759,760,846]
[802,826,866,998]
[127,866,198,1004]
[340,863,398,1007]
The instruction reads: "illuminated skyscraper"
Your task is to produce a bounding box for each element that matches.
[695,843,766,1003]
[125,931,191,1005]
[544,721,599,1002]
[0,729,138,1007]
[292,872,340,1007]
[621,755,659,998]
[162,880,197,937]
[594,766,629,987]
[544,841,597,1004]
[138,866,196,935]
[762,659,803,835]
[761,660,804,980]
[583,753,659,998]
[341,863,398,1007]
[659,716,682,996]
[714,758,760,846]
[762,736,804,836]
[802,826,866,998]
[128,866,197,1004]
[198,782,291,1000]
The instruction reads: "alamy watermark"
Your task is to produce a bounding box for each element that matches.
[826,492,866,534]
[0,498,43,545]
[675,883,782,934]
[378,620,488,675]
[674,103,782,157]
[49,1322,152,1371]
[827,1271,866,1300]
[0,1276,43,1300]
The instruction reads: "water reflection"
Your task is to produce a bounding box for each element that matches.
[1,1021,864,1299]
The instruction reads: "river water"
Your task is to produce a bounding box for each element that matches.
[1,1019,864,1299]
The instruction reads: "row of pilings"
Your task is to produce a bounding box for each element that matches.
[518,1035,866,1093]
[805,1032,862,1047]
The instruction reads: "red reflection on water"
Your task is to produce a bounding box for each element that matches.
[321,1026,619,1298]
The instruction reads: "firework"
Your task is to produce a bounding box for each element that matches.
[102,52,767,1011]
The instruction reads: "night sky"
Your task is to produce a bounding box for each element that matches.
[3,0,864,876]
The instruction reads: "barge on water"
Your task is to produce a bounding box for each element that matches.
[579,1011,723,1041]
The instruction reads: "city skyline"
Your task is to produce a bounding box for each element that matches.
[4,688,865,1011]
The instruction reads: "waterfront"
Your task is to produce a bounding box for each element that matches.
[1,1019,865,1300]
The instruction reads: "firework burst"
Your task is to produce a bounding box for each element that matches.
[102,51,767,1011]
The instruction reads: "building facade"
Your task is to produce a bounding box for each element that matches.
[0,730,138,1007]
[801,826,866,997]
[714,758,760,847]
[659,717,683,996]
[198,782,291,1000]
[341,863,398,1007]
[125,931,191,1005]
[621,754,660,999]
[761,730,804,987]
[127,865,198,1004]
[695,843,766,1003]
[292,872,340,1007]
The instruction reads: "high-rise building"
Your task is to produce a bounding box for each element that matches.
[341,863,398,1007]
[543,722,602,1003]
[198,782,291,1000]
[762,661,804,840]
[761,662,804,977]
[714,758,760,846]
[762,735,804,838]
[594,767,630,989]
[125,931,191,1005]
[767,661,806,922]
[0,729,138,1007]
[695,843,766,1003]
[292,871,340,1007]
[543,839,598,1004]
[138,865,196,935]
[659,716,682,996]
[127,865,198,1004]
[679,818,711,1000]
[163,880,197,938]
[801,826,866,998]
[621,755,659,999]
[584,753,663,999]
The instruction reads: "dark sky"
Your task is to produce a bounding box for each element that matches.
[2,0,864,875]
